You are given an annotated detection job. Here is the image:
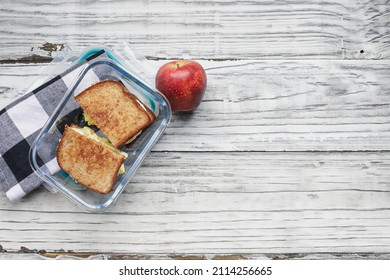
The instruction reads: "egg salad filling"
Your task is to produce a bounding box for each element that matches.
[83,111,96,126]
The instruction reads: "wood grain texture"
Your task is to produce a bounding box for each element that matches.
[0,64,47,108]
[1,0,390,260]
[0,0,389,60]
[1,59,389,152]
[1,252,390,260]
[158,59,390,152]
[1,152,390,254]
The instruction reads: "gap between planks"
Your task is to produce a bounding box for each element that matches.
[1,251,390,260]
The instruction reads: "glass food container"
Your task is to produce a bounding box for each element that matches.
[29,48,171,212]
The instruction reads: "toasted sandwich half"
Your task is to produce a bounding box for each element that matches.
[56,125,127,194]
[75,80,156,148]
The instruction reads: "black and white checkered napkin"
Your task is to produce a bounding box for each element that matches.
[0,50,110,201]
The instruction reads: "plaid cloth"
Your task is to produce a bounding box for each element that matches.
[0,50,110,201]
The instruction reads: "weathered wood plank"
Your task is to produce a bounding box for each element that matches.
[1,59,389,151]
[0,0,389,60]
[160,59,390,152]
[1,152,390,254]
[1,252,390,260]
[0,64,46,108]
[1,0,390,259]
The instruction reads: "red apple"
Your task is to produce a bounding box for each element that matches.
[155,60,207,112]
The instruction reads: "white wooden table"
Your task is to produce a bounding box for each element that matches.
[1,0,390,260]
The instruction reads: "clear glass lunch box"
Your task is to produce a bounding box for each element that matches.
[29,45,171,212]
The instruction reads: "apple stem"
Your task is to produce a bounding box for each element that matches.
[176,63,180,69]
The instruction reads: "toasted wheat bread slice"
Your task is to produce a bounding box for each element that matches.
[75,80,155,148]
[56,125,125,194]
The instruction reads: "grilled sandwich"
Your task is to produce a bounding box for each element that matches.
[56,125,127,194]
[75,80,155,148]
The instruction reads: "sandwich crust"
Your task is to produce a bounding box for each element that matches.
[56,125,125,194]
[75,80,155,148]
